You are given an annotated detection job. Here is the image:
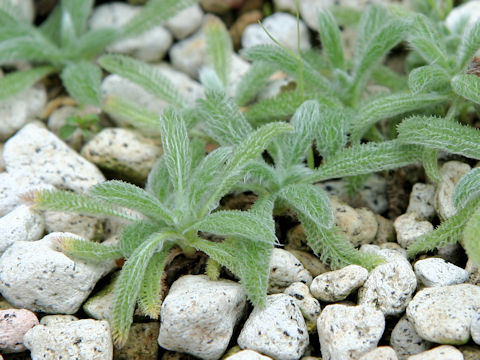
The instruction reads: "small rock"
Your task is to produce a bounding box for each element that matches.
[43,210,100,241]
[101,74,169,124]
[406,183,436,221]
[358,346,398,360]
[287,249,330,277]
[169,29,206,79]
[285,224,310,252]
[390,315,432,360]
[3,122,105,192]
[165,4,203,39]
[227,54,252,97]
[274,0,297,13]
[81,127,162,183]
[445,0,480,32]
[358,260,417,316]
[471,310,480,346]
[360,244,409,265]
[458,344,480,360]
[373,214,395,244]
[298,0,335,30]
[466,259,480,286]
[225,349,273,360]
[406,284,480,344]
[330,198,379,247]
[200,0,241,14]
[268,248,312,293]
[40,315,78,326]
[47,106,86,150]
[24,319,113,360]
[435,161,471,220]
[238,294,309,360]
[83,273,117,321]
[0,205,44,254]
[89,2,172,61]
[154,63,205,103]
[114,322,160,360]
[414,258,469,287]
[394,213,434,249]
[437,242,465,267]
[310,265,368,302]
[0,233,114,314]
[284,282,321,322]
[242,12,311,52]
[0,309,38,353]
[230,10,263,48]
[407,345,463,360]
[0,145,4,172]
[158,275,247,360]
[317,304,385,360]
[0,85,46,141]
[6,0,35,22]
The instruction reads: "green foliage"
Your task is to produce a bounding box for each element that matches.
[29,110,291,346]
[0,0,199,106]
[59,113,101,140]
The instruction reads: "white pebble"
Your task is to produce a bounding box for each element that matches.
[24,319,112,360]
[0,233,114,314]
[407,284,480,344]
[394,213,434,249]
[158,275,246,360]
[225,349,273,360]
[471,310,480,345]
[406,183,436,221]
[358,260,417,316]
[445,0,480,32]
[406,345,463,360]
[284,282,321,322]
[358,346,398,360]
[414,258,469,287]
[0,205,44,255]
[390,315,432,360]
[238,294,309,360]
[310,265,368,302]
[318,304,385,360]
[268,248,312,293]
[165,4,203,39]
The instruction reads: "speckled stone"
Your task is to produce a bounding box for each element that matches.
[317,304,385,360]
[24,319,113,360]
[287,249,330,277]
[238,294,309,360]
[358,260,417,316]
[43,211,100,241]
[284,282,321,322]
[390,315,432,360]
[158,275,246,360]
[81,127,162,182]
[373,214,395,244]
[406,183,436,221]
[0,233,114,314]
[458,344,480,360]
[114,322,159,360]
[224,349,273,360]
[0,205,44,254]
[40,315,78,326]
[0,309,39,353]
[393,213,433,249]
[407,284,480,344]
[268,248,312,293]
[414,258,469,287]
[358,346,398,360]
[435,161,471,220]
[360,244,409,265]
[407,345,463,360]
[310,265,368,302]
[3,122,105,192]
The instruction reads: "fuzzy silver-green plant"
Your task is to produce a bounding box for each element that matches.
[25,109,292,346]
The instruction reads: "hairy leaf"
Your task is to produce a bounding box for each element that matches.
[456,20,480,71]
[422,148,442,184]
[0,34,64,65]
[451,74,480,105]
[60,61,102,107]
[60,0,93,37]
[278,183,334,228]
[118,221,159,257]
[397,116,480,159]
[463,204,480,266]
[235,62,274,106]
[204,16,232,87]
[316,106,350,160]
[408,65,451,94]
[318,9,344,70]
[453,167,480,210]
[88,180,175,225]
[0,66,53,101]
[307,141,423,182]
[28,189,140,221]
[70,28,118,60]
[56,236,122,261]
[99,55,186,108]
[103,95,159,129]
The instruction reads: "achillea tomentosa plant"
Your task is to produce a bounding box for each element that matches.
[26,110,292,346]
[0,0,199,107]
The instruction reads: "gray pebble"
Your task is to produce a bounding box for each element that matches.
[165,4,203,39]
[390,315,432,360]
[393,213,434,249]
[268,248,312,293]
[414,258,469,287]
[406,183,436,221]
[284,282,321,322]
[407,345,463,360]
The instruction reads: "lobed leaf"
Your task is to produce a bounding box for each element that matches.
[397,116,480,159]
[451,74,480,105]
[307,141,423,183]
[0,66,54,101]
[453,167,480,210]
[203,16,232,87]
[88,180,175,225]
[99,55,186,108]
[60,61,102,107]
